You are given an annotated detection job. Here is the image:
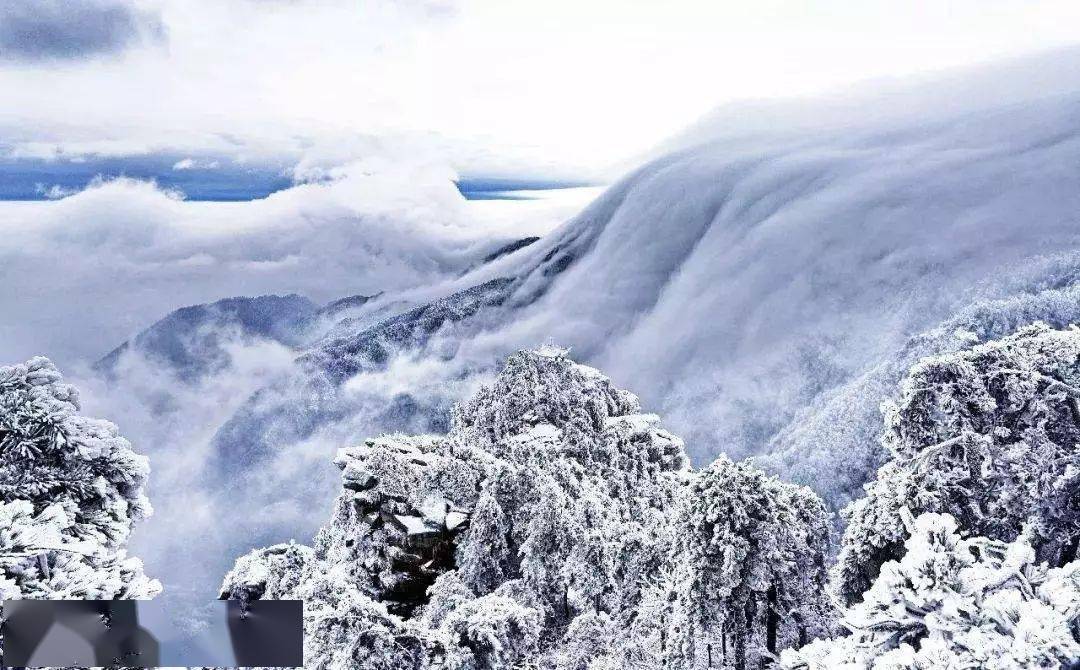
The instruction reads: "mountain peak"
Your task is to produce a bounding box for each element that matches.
[451,347,641,449]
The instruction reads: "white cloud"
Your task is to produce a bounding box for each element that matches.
[400,46,1080,486]
[72,330,306,603]
[172,157,220,170]
[33,183,78,199]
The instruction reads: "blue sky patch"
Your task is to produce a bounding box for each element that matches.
[0,154,294,201]
[454,177,593,200]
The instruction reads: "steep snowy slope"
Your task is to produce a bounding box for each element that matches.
[94,291,412,385]
[758,260,1080,508]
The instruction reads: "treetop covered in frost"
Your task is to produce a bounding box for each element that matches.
[10,329,1076,668]
[0,356,158,600]
[836,323,1080,606]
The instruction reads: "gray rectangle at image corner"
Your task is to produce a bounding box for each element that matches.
[1,600,303,668]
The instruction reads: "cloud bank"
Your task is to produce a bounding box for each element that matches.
[74,331,306,605]
[6,1,1080,179]
[410,45,1080,502]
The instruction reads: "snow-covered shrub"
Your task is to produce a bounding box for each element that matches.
[836,324,1080,606]
[0,356,159,601]
[304,588,442,670]
[448,345,643,456]
[783,512,1080,669]
[420,572,476,630]
[440,593,541,670]
[552,610,616,670]
[218,541,314,602]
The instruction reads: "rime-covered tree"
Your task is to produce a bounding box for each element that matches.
[783,512,1080,669]
[553,611,617,670]
[835,323,1080,606]
[455,487,512,596]
[440,346,691,627]
[660,456,832,670]
[439,593,542,669]
[0,357,159,670]
[0,356,159,601]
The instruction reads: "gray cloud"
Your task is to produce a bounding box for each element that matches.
[0,0,165,62]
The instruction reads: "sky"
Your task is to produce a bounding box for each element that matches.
[4,0,1080,181]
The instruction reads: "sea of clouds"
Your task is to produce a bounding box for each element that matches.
[0,156,591,366]
[9,46,1080,606]
[451,47,1080,476]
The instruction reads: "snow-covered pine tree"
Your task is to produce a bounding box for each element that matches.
[835,323,1080,606]
[658,456,832,670]
[782,512,1080,669]
[0,356,159,600]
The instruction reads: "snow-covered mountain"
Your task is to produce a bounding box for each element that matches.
[96,294,318,383]
[90,48,1080,604]
[210,278,515,476]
